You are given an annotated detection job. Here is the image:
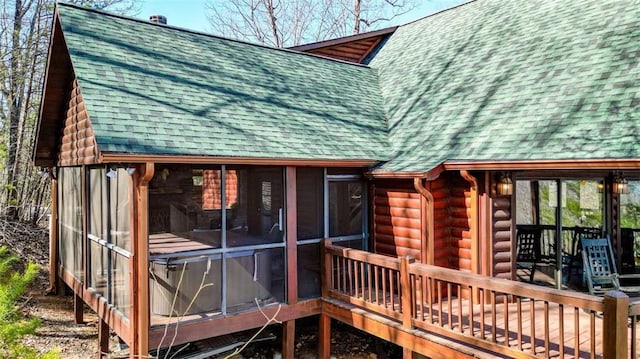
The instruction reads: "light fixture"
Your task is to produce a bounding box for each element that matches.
[597,181,604,193]
[612,173,628,194]
[496,172,513,196]
[126,167,136,176]
[106,168,117,178]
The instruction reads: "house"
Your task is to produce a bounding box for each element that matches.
[33,0,640,358]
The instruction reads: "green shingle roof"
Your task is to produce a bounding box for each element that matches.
[53,0,640,173]
[56,3,390,162]
[368,0,640,173]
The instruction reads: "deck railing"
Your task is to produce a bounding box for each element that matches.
[323,240,634,359]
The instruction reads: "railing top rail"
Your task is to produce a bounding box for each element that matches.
[325,241,606,313]
[408,262,605,312]
[324,242,401,270]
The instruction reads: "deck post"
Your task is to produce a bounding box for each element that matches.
[283,320,295,359]
[98,318,109,358]
[74,292,83,324]
[282,167,297,359]
[47,172,59,294]
[319,239,332,358]
[322,239,332,297]
[319,313,331,359]
[400,256,415,329]
[603,290,628,359]
[132,163,154,359]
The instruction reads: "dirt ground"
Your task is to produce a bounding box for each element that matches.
[22,282,400,358]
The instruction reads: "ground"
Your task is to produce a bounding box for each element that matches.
[3,220,400,359]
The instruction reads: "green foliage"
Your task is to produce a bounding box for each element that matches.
[0,246,59,359]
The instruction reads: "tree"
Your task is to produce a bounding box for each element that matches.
[205,0,415,48]
[0,0,138,222]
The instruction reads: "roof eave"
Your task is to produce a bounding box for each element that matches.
[33,6,62,166]
[368,158,640,179]
[100,153,380,167]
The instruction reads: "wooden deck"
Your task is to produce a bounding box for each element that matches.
[322,240,638,359]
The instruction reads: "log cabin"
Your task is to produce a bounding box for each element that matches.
[33,1,640,358]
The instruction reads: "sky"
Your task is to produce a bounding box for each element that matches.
[138,0,468,34]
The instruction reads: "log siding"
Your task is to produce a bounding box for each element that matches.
[57,79,99,166]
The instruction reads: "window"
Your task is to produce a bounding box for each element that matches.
[87,167,132,317]
[58,167,83,282]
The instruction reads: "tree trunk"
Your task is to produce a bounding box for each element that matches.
[353,0,361,34]
[264,0,281,47]
[5,0,26,220]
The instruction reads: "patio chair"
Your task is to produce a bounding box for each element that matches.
[581,237,640,295]
[565,227,602,283]
[516,227,542,282]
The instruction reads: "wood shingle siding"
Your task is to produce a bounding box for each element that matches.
[373,180,422,260]
[57,79,99,166]
[306,37,383,63]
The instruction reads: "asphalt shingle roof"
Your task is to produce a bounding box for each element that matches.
[368,0,640,173]
[56,3,390,162]
[54,0,640,173]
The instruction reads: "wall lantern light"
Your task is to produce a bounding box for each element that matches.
[496,172,513,196]
[106,168,117,178]
[612,173,628,194]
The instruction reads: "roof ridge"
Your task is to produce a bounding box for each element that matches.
[398,0,477,28]
[56,1,372,69]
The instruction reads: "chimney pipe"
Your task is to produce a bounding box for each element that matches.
[149,15,167,25]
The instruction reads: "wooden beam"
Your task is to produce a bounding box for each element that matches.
[133,163,154,358]
[283,167,298,359]
[324,300,476,359]
[285,167,298,304]
[81,165,88,295]
[74,293,83,324]
[47,173,59,294]
[282,320,295,359]
[148,299,321,348]
[318,313,331,359]
[99,318,109,358]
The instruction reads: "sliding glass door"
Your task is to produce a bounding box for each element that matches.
[516,178,605,290]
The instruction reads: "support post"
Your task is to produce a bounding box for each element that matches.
[603,291,629,359]
[98,318,109,358]
[132,163,154,359]
[285,166,298,304]
[47,172,59,294]
[322,239,332,298]
[318,313,331,359]
[281,167,298,359]
[400,256,415,329]
[282,320,295,359]
[74,292,83,324]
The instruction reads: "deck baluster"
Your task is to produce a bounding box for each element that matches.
[503,294,508,346]
[516,297,522,350]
